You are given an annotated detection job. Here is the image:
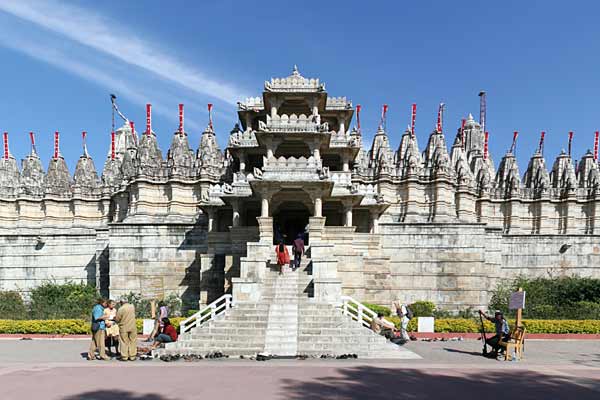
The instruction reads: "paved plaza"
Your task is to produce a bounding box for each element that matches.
[0,339,598,399]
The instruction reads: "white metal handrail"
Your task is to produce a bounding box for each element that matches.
[339,295,394,329]
[179,294,233,334]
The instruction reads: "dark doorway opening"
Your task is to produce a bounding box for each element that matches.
[273,201,310,245]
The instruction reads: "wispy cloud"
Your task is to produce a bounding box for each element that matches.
[0,33,204,133]
[0,0,248,105]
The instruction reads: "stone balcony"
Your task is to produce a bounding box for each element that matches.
[253,156,329,182]
[259,114,329,133]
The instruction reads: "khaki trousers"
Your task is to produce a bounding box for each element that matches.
[119,330,138,360]
[88,329,107,359]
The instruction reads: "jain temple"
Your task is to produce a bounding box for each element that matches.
[1,67,600,314]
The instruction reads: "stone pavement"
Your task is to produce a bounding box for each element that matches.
[0,339,598,399]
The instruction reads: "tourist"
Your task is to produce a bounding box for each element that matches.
[147,301,169,342]
[275,241,290,275]
[115,297,138,361]
[104,299,120,357]
[87,298,110,361]
[478,310,510,357]
[150,317,178,350]
[370,312,396,339]
[392,300,411,342]
[292,234,305,271]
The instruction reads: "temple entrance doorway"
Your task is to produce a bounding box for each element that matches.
[273,201,310,245]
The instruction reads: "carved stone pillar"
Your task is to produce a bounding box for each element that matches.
[231,199,241,227]
[261,197,269,217]
[404,178,423,222]
[314,197,322,217]
[239,154,246,173]
[257,216,273,244]
[344,206,353,227]
[370,210,379,233]
[206,208,216,232]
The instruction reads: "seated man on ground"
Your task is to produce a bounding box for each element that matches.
[370,312,398,340]
[151,318,178,349]
[478,309,510,357]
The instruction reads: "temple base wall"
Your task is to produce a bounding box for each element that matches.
[0,229,100,295]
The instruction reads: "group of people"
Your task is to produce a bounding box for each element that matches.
[88,298,177,361]
[274,234,305,275]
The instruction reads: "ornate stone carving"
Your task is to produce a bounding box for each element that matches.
[45,156,72,196]
[137,132,163,176]
[20,149,44,197]
[0,154,21,198]
[73,154,99,189]
[167,132,195,177]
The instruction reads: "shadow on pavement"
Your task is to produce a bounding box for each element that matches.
[443,347,487,357]
[281,366,599,400]
[61,390,175,400]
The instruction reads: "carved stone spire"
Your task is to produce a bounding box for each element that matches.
[495,151,521,198]
[21,144,44,197]
[137,129,163,177]
[450,140,474,187]
[368,126,394,175]
[523,150,550,198]
[197,124,224,179]
[167,129,195,177]
[0,139,20,197]
[73,152,99,189]
[45,155,72,196]
[550,150,577,193]
[422,129,452,179]
[396,127,422,178]
[577,150,599,190]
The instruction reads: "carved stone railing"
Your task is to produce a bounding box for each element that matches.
[259,114,329,133]
[329,132,361,148]
[264,77,324,92]
[326,96,352,110]
[257,156,327,181]
[331,171,352,187]
[237,96,264,110]
[228,129,259,148]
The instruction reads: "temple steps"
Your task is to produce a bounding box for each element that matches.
[158,255,420,359]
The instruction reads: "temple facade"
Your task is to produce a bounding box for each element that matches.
[0,67,599,312]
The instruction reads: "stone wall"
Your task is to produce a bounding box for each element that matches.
[0,228,100,295]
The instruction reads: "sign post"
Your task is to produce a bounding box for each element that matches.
[509,287,526,327]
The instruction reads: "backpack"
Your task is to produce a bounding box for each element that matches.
[405,305,414,320]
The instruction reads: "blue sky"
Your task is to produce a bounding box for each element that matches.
[0,0,599,172]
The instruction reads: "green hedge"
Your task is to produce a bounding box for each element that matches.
[383,317,600,334]
[0,318,185,335]
[0,318,598,334]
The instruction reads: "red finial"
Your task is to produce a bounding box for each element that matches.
[146,104,152,135]
[436,103,445,133]
[460,118,466,150]
[129,120,136,145]
[356,104,361,132]
[380,104,388,130]
[178,104,184,134]
[208,103,213,131]
[483,131,489,160]
[29,131,35,150]
[411,104,417,138]
[538,131,546,154]
[111,131,115,160]
[594,131,599,161]
[3,132,8,160]
[54,131,59,159]
[568,131,573,157]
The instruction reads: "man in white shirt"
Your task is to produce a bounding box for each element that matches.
[392,300,411,341]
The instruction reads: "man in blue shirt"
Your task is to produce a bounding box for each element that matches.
[88,298,110,360]
[479,310,510,358]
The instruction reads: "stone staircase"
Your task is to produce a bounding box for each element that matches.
[159,252,419,359]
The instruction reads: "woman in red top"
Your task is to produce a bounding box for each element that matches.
[275,241,290,275]
[151,318,177,349]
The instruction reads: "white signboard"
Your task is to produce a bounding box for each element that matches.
[509,291,526,310]
[418,317,435,333]
[142,319,155,335]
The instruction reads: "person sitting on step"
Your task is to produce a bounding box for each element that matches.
[370,312,397,340]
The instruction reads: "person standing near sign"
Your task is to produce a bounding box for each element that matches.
[478,310,510,357]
